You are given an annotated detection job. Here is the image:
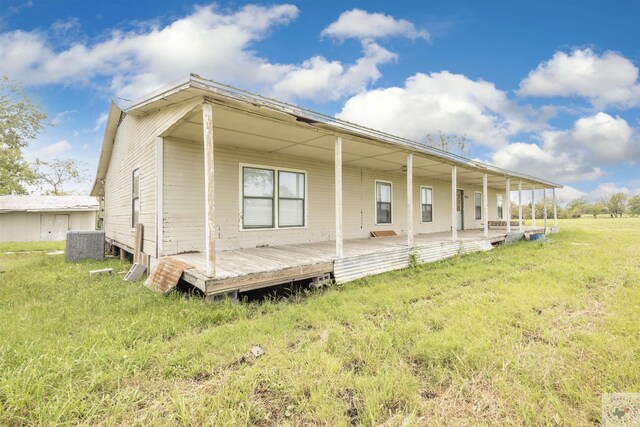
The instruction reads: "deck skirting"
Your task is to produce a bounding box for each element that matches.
[334,239,493,284]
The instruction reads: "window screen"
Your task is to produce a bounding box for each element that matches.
[376,181,392,224]
[131,169,140,227]
[278,171,305,227]
[243,167,274,228]
[421,187,433,222]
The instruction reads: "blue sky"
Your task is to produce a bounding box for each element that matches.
[1,0,639,201]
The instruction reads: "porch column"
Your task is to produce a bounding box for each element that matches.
[406,153,414,247]
[451,165,457,240]
[553,188,558,229]
[335,136,343,258]
[518,181,523,231]
[531,185,536,228]
[203,103,216,277]
[506,178,511,233]
[543,188,548,230]
[482,173,488,238]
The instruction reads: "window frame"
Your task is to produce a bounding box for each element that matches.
[131,168,140,229]
[474,191,482,221]
[497,194,504,220]
[239,163,308,231]
[374,179,393,225]
[420,185,434,223]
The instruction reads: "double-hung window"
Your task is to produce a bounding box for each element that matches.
[242,166,305,229]
[421,186,433,222]
[474,192,482,220]
[375,181,392,224]
[497,194,503,219]
[131,168,140,227]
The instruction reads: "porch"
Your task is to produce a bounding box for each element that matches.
[170,227,544,297]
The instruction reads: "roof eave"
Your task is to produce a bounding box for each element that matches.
[90,102,123,197]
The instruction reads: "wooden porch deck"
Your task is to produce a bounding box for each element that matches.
[170,228,545,296]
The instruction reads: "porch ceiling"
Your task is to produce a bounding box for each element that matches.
[166,104,526,190]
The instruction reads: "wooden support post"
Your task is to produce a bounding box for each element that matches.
[451,165,457,241]
[156,136,164,258]
[518,181,523,231]
[203,102,216,277]
[531,185,536,228]
[553,188,558,229]
[483,173,488,238]
[406,153,413,247]
[506,178,511,233]
[335,136,343,258]
[543,188,548,231]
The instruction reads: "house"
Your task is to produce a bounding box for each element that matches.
[91,74,562,297]
[0,195,98,242]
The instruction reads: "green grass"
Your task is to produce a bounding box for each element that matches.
[0,240,65,253]
[0,218,639,425]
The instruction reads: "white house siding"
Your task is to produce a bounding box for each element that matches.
[103,99,201,255]
[161,140,506,254]
[0,211,96,242]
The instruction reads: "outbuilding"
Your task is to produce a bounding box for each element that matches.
[0,196,99,242]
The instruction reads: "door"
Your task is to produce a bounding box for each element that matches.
[40,214,69,241]
[456,189,464,230]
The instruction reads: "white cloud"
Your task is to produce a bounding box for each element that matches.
[271,42,396,102]
[35,139,72,158]
[337,71,542,148]
[92,113,108,132]
[0,4,416,103]
[491,142,603,183]
[518,48,640,108]
[50,109,76,126]
[588,182,640,201]
[555,185,586,203]
[321,9,430,42]
[541,112,638,164]
[491,112,639,183]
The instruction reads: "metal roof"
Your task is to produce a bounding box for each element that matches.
[0,195,99,213]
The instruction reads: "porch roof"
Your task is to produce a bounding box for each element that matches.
[91,73,562,196]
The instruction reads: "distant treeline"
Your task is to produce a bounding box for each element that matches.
[511,192,640,219]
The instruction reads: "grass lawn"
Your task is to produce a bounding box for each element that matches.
[0,219,638,425]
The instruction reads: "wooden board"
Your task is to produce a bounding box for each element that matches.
[370,230,398,237]
[145,258,194,294]
[133,223,143,263]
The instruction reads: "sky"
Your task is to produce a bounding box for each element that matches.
[1,0,639,202]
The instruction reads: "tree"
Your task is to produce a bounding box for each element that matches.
[425,131,469,157]
[566,197,589,218]
[34,158,89,195]
[0,76,47,194]
[605,192,627,218]
[589,201,607,218]
[627,194,640,217]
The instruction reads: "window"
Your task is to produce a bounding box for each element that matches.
[497,194,503,219]
[243,167,275,228]
[131,169,140,227]
[376,181,392,224]
[475,192,482,220]
[278,170,305,227]
[421,186,433,223]
[241,166,306,229]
